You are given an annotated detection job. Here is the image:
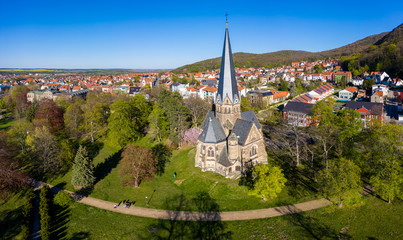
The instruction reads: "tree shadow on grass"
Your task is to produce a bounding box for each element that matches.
[70,231,90,240]
[274,204,347,240]
[143,192,232,239]
[93,149,123,185]
[81,141,104,160]
[278,160,318,199]
[51,205,71,240]
[0,207,22,240]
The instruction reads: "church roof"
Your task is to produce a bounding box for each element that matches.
[216,25,240,104]
[200,110,215,129]
[241,110,261,129]
[198,117,226,143]
[218,146,232,167]
[232,119,253,146]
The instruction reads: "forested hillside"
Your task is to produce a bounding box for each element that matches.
[174,31,389,73]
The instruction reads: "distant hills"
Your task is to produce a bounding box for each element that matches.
[344,23,403,78]
[174,24,403,77]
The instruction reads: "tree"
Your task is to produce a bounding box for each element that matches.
[34,99,64,134]
[129,94,152,131]
[7,119,33,153]
[183,95,210,127]
[250,164,287,200]
[26,126,60,174]
[39,185,51,240]
[26,101,38,122]
[83,102,109,142]
[53,191,74,207]
[279,80,289,91]
[108,99,141,147]
[71,145,95,188]
[0,131,28,199]
[317,158,362,207]
[148,103,168,142]
[240,96,252,112]
[179,127,200,146]
[64,100,84,139]
[151,143,172,175]
[10,85,30,118]
[158,90,190,145]
[120,144,157,188]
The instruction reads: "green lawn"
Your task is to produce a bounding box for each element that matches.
[50,141,316,211]
[0,192,26,240]
[36,194,403,239]
[0,117,14,130]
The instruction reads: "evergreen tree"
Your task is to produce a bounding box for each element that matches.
[39,185,51,240]
[71,145,95,188]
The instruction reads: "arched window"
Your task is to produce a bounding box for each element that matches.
[250,145,257,157]
[207,147,215,157]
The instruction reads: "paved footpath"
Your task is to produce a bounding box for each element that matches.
[31,179,331,222]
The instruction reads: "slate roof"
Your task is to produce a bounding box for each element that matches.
[241,110,261,129]
[345,101,383,116]
[283,102,315,115]
[216,26,240,104]
[218,146,232,167]
[198,118,226,143]
[200,110,215,129]
[232,119,253,146]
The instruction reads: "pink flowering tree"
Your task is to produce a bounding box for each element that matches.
[180,127,201,147]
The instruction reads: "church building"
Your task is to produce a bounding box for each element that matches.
[195,22,268,179]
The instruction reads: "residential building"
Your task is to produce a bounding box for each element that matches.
[345,101,383,128]
[282,102,315,127]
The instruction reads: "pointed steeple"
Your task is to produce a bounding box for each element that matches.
[216,22,240,105]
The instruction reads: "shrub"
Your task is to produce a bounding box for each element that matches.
[53,191,73,207]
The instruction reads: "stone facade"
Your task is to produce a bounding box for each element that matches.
[195,24,268,179]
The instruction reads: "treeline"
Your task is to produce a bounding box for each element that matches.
[267,99,403,205]
[0,85,210,198]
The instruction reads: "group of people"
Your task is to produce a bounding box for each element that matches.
[114,200,133,209]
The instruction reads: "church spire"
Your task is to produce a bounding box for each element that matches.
[216,19,240,105]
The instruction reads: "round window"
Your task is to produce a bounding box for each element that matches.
[235,99,238,103]
[217,99,220,103]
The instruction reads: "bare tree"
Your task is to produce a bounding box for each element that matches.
[184,95,210,127]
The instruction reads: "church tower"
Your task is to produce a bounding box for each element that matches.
[215,22,241,135]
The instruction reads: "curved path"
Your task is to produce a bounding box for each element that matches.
[30,179,331,222]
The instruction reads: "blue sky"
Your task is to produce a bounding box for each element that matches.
[1,0,402,69]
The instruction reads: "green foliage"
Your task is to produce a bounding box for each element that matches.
[158,90,190,145]
[0,98,6,109]
[21,189,35,239]
[148,103,168,141]
[250,164,287,200]
[39,185,51,240]
[317,158,362,207]
[151,143,172,175]
[83,102,109,142]
[240,96,252,112]
[26,101,38,122]
[370,160,403,204]
[107,99,141,147]
[64,100,84,140]
[53,191,74,207]
[279,80,289,91]
[71,145,95,188]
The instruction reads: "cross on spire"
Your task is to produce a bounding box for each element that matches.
[225,12,228,27]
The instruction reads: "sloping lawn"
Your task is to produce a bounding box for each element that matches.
[51,140,316,211]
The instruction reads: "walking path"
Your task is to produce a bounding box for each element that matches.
[30,179,332,221]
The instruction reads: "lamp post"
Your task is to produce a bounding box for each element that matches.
[145,196,148,206]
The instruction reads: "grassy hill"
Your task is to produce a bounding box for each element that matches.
[174,31,389,73]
